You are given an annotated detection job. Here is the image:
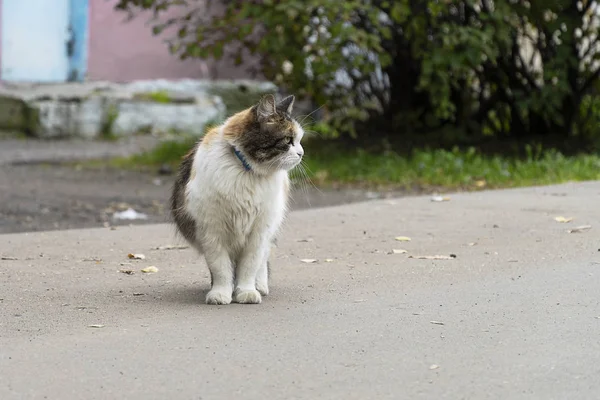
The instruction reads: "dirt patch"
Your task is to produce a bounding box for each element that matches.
[0,164,407,234]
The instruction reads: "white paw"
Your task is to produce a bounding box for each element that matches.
[205,289,232,305]
[234,289,262,304]
[256,281,269,296]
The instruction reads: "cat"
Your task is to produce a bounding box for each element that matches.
[170,94,304,305]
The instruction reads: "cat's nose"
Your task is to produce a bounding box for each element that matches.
[296,148,304,158]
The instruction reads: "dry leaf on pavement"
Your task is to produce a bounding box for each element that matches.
[431,196,450,202]
[300,259,318,264]
[88,324,105,328]
[410,255,457,260]
[395,236,411,242]
[82,257,102,262]
[430,321,445,325]
[128,253,146,260]
[119,269,135,275]
[141,266,159,273]
[154,245,189,250]
[568,225,592,233]
[392,249,408,254]
[554,216,573,223]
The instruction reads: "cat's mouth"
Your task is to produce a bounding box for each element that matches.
[278,155,302,171]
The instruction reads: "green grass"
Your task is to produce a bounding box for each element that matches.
[106,137,600,190]
[304,145,600,190]
[109,136,199,169]
[132,90,173,104]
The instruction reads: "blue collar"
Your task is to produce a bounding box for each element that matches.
[233,147,252,171]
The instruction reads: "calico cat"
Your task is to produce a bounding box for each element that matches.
[170,94,304,305]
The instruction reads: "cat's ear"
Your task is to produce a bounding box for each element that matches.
[257,94,277,121]
[277,95,295,114]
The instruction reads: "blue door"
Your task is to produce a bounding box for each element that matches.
[1,0,88,82]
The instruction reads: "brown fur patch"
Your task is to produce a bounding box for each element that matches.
[222,109,253,141]
[200,126,220,148]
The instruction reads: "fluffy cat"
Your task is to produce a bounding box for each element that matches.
[170,94,304,305]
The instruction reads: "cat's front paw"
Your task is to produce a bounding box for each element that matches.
[234,288,262,304]
[256,281,269,296]
[205,289,232,305]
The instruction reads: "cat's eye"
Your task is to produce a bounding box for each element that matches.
[286,137,294,145]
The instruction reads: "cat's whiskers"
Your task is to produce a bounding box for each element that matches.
[289,160,319,207]
[298,104,324,127]
[299,161,320,194]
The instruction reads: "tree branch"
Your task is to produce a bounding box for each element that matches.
[581,67,600,94]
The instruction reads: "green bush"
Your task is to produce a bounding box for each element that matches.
[116,0,600,145]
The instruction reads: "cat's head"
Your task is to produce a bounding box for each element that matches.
[227,94,304,174]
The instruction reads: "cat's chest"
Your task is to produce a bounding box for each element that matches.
[190,170,286,226]
[222,178,277,214]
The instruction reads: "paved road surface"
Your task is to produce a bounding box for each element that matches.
[0,138,402,234]
[1,182,599,399]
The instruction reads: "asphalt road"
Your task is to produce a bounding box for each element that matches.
[1,182,599,399]
[0,138,403,234]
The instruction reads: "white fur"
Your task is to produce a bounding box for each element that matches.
[185,118,304,305]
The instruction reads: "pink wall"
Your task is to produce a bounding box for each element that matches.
[88,1,255,82]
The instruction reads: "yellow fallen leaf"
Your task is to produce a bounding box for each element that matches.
[392,249,408,254]
[324,259,335,263]
[554,216,573,223]
[128,253,146,260]
[429,364,440,370]
[395,236,411,242]
[141,266,159,273]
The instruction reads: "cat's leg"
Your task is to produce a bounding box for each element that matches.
[203,245,234,305]
[234,235,269,304]
[255,260,270,296]
[257,237,277,295]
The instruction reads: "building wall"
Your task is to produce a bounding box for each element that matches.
[0,0,258,83]
[87,1,254,82]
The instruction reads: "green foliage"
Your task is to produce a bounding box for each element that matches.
[304,143,600,189]
[115,0,600,145]
[100,104,119,141]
